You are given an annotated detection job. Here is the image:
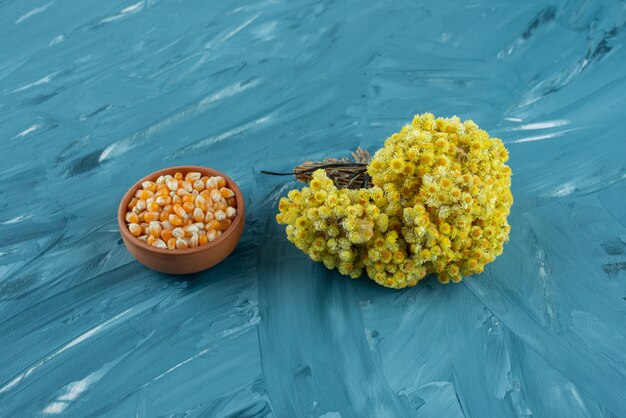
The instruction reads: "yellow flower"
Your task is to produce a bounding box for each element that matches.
[276,113,512,289]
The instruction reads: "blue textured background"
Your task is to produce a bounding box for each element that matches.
[1,1,625,417]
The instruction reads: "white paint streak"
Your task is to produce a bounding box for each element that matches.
[204,13,260,49]
[42,358,123,415]
[511,128,578,144]
[16,3,52,24]
[99,1,144,24]
[49,35,66,46]
[1,214,32,224]
[192,115,271,150]
[15,124,41,138]
[552,182,576,197]
[512,120,569,130]
[42,402,65,415]
[12,73,57,93]
[151,347,211,382]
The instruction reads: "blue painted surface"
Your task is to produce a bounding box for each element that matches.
[1,0,625,416]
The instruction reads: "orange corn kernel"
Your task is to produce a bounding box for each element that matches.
[220,187,235,198]
[193,180,205,191]
[147,235,156,245]
[152,239,167,249]
[156,186,170,196]
[167,238,177,249]
[144,211,160,222]
[167,179,179,191]
[128,223,142,236]
[206,177,218,189]
[161,220,173,230]
[205,220,220,230]
[175,238,188,249]
[182,194,194,204]
[215,176,226,188]
[125,211,139,223]
[161,229,173,241]
[198,234,208,245]
[142,181,157,192]
[218,219,232,230]
[193,207,205,222]
[183,218,193,226]
[169,214,183,226]
[137,190,154,200]
[185,172,201,182]
[209,189,221,202]
[195,195,207,211]
[214,202,227,211]
[181,181,193,192]
[172,227,185,239]
[174,172,183,180]
[127,197,138,210]
[183,224,200,237]
[176,188,190,197]
[155,195,172,206]
[200,190,212,201]
[207,229,218,241]
[182,202,195,213]
[149,221,162,237]
[172,195,182,204]
[159,211,169,222]
[204,211,215,222]
[136,199,147,211]
[147,201,160,212]
[173,204,187,218]
[200,176,209,183]
[214,210,226,221]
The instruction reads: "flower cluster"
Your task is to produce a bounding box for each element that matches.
[276,113,513,288]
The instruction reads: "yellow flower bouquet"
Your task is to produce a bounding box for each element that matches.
[271,113,513,289]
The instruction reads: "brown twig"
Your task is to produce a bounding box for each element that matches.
[261,147,372,189]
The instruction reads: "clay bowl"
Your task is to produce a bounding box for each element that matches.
[118,165,245,274]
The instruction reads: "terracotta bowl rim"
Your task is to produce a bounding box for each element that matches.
[117,165,244,256]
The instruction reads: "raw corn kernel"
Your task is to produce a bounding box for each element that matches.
[152,239,167,249]
[172,227,185,239]
[220,187,235,198]
[125,211,139,223]
[205,220,220,230]
[125,171,239,250]
[214,210,226,221]
[128,223,142,237]
[193,208,205,222]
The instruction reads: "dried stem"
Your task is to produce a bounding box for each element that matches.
[261,147,372,189]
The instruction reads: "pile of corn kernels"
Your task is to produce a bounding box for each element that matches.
[125,171,237,249]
